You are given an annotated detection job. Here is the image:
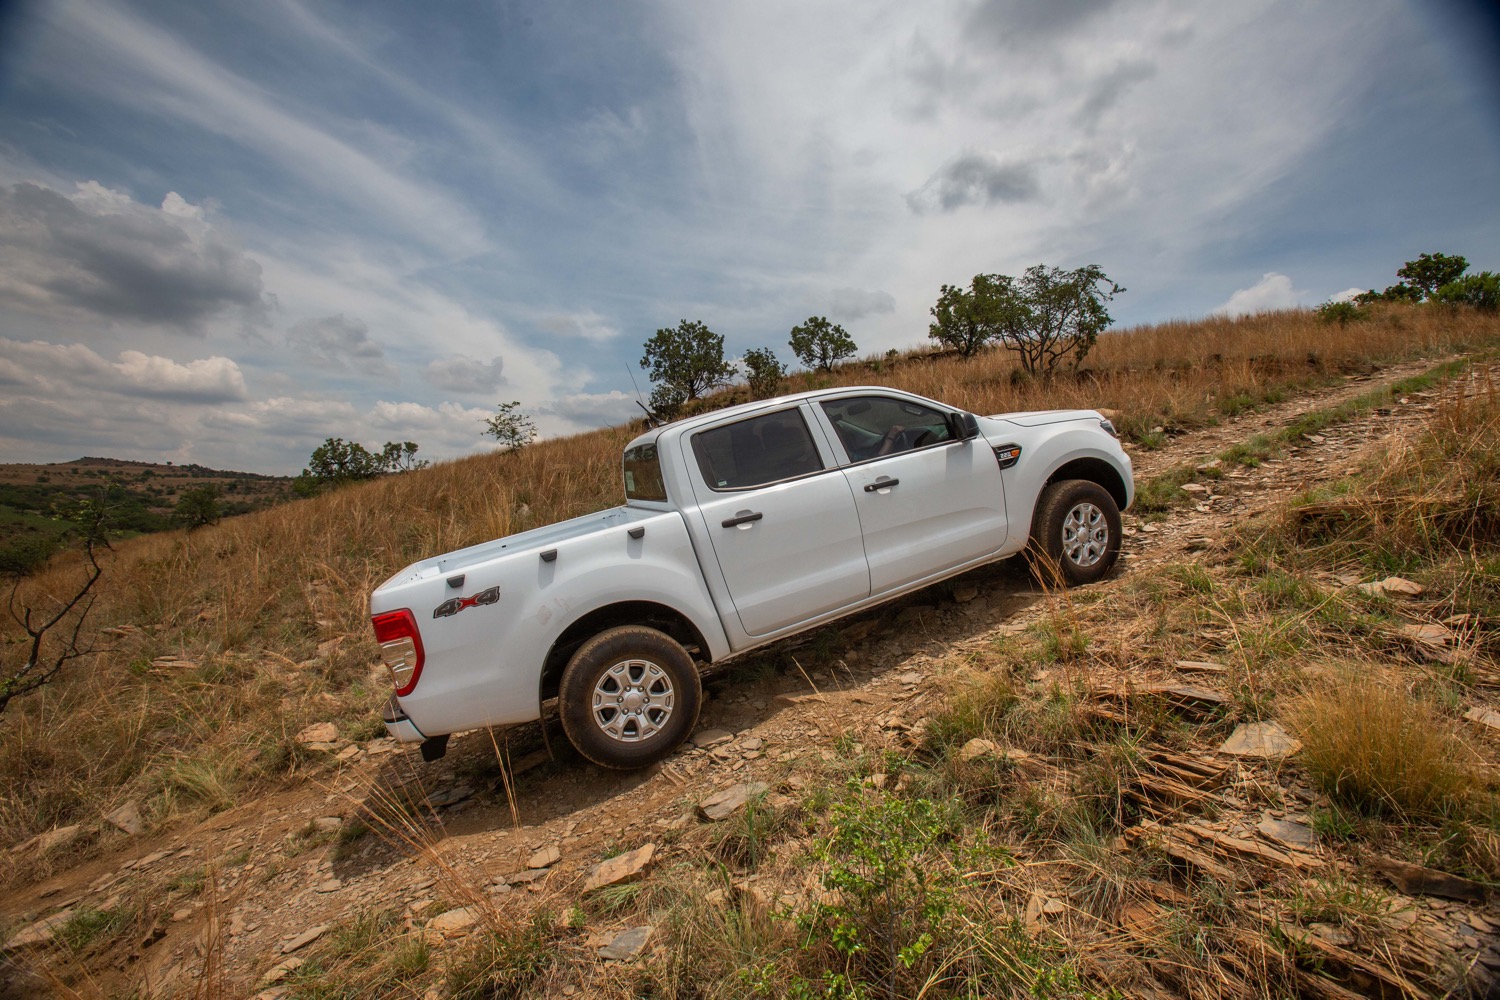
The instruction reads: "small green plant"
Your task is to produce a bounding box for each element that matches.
[1316,300,1363,326]
[482,401,538,454]
[741,347,787,398]
[1288,871,1394,929]
[57,905,133,953]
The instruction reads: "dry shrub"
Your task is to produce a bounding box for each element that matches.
[1291,668,1477,818]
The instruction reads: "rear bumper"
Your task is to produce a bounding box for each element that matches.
[381,696,426,743]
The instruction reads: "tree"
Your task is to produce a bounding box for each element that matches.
[483,401,537,453]
[741,348,786,399]
[788,316,857,372]
[1434,271,1500,313]
[1,493,112,715]
[930,265,1124,374]
[640,320,734,402]
[1397,252,1468,300]
[173,484,224,530]
[928,274,1009,358]
[378,441,427,472]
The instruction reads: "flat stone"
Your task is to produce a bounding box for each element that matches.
[698,783,769,822]
[691,729,733,749]
[311,816,342,833]
[1358,576,1425,597]
[583,843,655,893]
[281,924,329,954]
[958,738,1001,762]
[1464,706,1500,733]
[1180,482,1208,493]
[1219,721,1301,759]
[504,868,549,885]
[4,909,74,949]
[598,925,653,961]
[1402,623,1453,647]
[1369,857,1487,904]
[315,879,341,893]
[528,846,561,869]
[428,785,474,808]
[13,824,83,856]
[105,801,145,837]
[429,907,478,937]
[1174,660,1227,674]
[740,737,763,751]
[1257,817,1317,849]
[897,671,923,685]
[261,957,305,983]
[952,585,980,604]
[295,722,338,745]
[1041,897,1065,914]
[1145,683,1228,705]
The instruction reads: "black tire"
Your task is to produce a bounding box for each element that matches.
[1027,479,1122,587]
[558,625,701,770]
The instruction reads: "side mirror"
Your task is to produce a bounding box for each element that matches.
[947,411,980,441]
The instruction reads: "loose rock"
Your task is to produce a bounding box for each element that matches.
[698,783,769,822]
[599,925,653,961]
[281,925,329,954]
[1218,721,1301,759]
[583,843,655,893]
[105,801,145,837]
[1368,856,1487,903]
[528,846,561,869]
[691,729,733,750]
[429,907,478,937]
[295,722,338,746]
[1256,817,1317,849]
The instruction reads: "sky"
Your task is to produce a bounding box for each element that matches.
[0,0,1497,474]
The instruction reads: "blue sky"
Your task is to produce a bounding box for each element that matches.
[0,0,1497,473]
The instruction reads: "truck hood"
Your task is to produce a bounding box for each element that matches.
[984,408,1102,428]
[375,504,651,592]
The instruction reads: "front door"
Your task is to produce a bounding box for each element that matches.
[818,394,1007,594]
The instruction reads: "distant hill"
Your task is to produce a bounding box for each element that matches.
[0,457,295,559]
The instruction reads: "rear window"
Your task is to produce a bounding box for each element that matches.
[690,409,824,490]
[622,442,668,502]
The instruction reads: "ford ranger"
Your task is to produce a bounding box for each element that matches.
[370,386,1133,769]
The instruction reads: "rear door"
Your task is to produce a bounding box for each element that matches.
[686,405,870,636]
[817,394,1007,594]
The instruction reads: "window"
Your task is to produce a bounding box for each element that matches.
[691,409,824,490]
[821,396,952,462]
[622,441,668,502]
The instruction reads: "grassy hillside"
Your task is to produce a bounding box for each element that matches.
[2,303,1499,883]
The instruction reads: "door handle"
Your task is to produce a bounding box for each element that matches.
[721,510,763,528]
[864,477,899,493]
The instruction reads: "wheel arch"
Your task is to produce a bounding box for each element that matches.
[1039,457,1130,519]
[540,601,710,704]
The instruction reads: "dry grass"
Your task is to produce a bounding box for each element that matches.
[1,304,1497,875]
[1291,667,1480,818]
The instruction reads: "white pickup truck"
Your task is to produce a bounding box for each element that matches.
[370,386,1133,769]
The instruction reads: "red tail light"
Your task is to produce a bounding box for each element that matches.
[371,609,425,696]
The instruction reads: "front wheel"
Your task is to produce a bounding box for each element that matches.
[1028,479,1122,587]
[558,626,702,769]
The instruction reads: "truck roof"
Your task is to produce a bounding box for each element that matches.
[623,385,936,452]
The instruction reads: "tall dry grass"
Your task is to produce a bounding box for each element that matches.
[1,305,1497,869]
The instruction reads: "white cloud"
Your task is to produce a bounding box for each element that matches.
[1215,272,1306,318]
[537,309,621,343]
[424,355,505,394]
[540,390,640,430]
[0,338,248,402]
[1330,286,1365,303]
[286,314,396,378]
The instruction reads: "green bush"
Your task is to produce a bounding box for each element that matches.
[1315,300,1363,326]
[1434,271,1500,313]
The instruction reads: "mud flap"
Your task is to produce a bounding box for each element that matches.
[420,734,450,762]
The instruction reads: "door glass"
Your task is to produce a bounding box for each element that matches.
[691,409,823,490]
[820,396,952,462]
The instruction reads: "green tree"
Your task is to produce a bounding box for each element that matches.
[640,320,734,403]
[788,316,857,372]
[483,401,537,453]
[172,484,224,531]
[378,441,428,471]
[294,437,427,495]
[928,274,1009,358]
[1434,271,1500,313]
[740,347,786,399]
[1397,252,1468,300]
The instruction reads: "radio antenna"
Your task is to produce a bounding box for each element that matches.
[625,363,659,427]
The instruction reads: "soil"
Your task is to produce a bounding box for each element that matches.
[3,356,1496,998]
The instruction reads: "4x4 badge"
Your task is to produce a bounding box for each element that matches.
[432,586,501,619]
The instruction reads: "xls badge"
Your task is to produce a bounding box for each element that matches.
[432,586,501,619]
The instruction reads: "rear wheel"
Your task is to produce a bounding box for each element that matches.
[1028,479,1122,586]
[558,625,701,769]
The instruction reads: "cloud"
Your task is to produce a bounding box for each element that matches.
[0,338,248,402]
[818,288,897,321]
[966,0,1125,47]
[286,314,395,377]
[1330,287,1365,304]
[906,152,1041,214]
[1215,273,1306,318]
[536,309,621,342]
[540,390,639,429]
[0,181,268,331]
[1074,60,1156,129]
[424,354,505,394]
